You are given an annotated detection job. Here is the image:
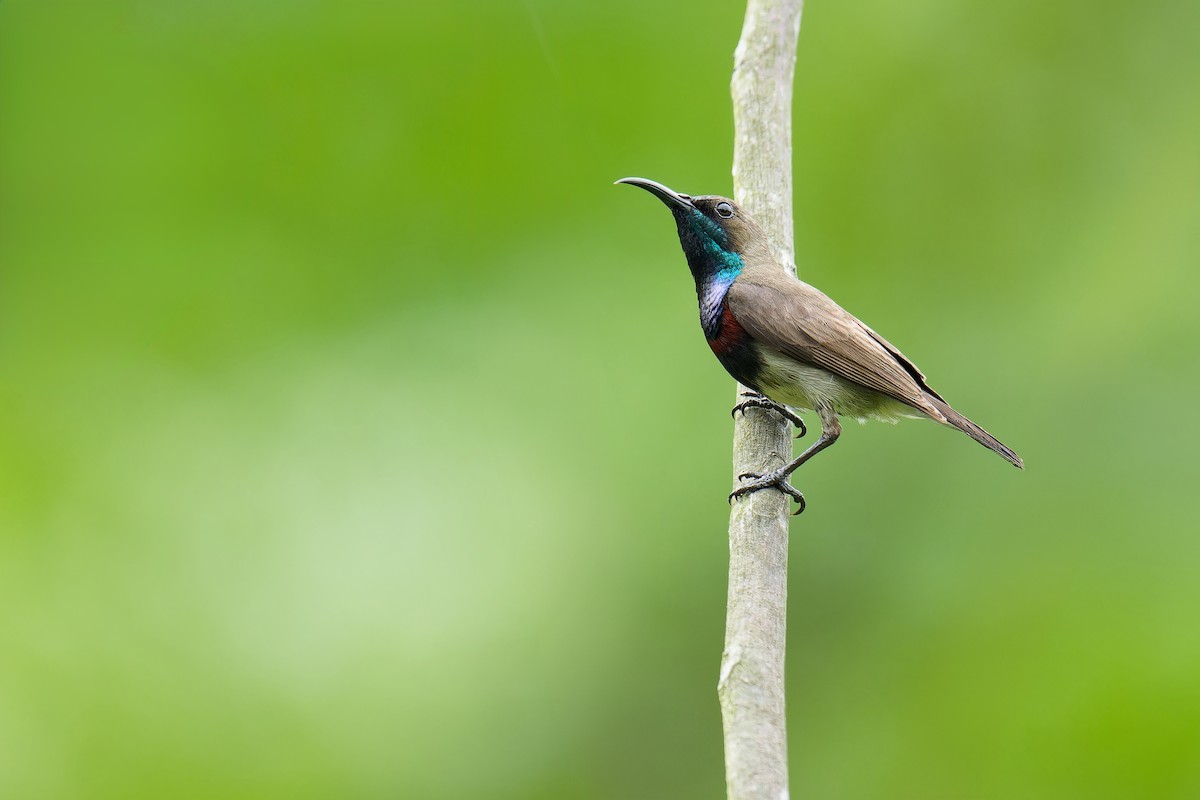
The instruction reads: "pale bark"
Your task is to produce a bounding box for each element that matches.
[720,1,804,799]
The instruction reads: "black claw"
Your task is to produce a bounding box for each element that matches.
[731,397,766,419]
[728,470,807,514]
[781,484,807,515]
[731,392,807,434]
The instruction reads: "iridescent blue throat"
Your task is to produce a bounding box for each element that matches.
[688,210,744,282]
[686,210,743,338]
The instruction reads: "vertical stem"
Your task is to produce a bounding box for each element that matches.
[720,1,803,799]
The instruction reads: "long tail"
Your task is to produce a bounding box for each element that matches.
[926,395,1024,469]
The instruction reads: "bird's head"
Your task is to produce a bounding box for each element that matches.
[616,177,769,283]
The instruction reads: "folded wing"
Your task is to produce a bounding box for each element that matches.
[725,271,946,421]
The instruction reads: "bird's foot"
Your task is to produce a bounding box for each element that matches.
[729,469,807,516]
[731,392,807,438]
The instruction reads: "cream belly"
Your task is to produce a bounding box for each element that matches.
[753,346,927,423]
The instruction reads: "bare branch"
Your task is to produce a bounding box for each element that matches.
[720,1,803,798]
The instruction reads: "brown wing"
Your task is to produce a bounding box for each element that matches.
[725,270,944,417]
[855,321,947,403]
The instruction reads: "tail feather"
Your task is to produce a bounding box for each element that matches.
[926,395,1024,469]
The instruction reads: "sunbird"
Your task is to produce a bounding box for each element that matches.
[618,177,1022,514]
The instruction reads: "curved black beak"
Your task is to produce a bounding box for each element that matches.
[615,177,695,211]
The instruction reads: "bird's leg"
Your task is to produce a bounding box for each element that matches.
[731,390,807,438]
[730,403,841,515]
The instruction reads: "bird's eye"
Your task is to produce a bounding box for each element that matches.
[715,202,734,219]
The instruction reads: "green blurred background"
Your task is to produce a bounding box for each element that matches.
[3,1,1199,797]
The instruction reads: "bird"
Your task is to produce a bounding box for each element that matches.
[616,176,1022,514]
